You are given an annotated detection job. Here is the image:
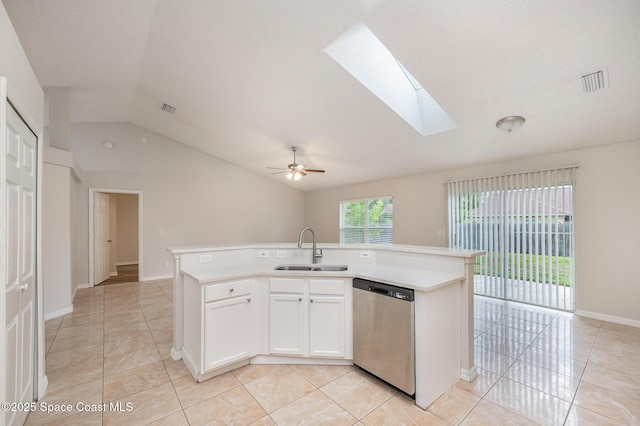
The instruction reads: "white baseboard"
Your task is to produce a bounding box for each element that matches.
[76,283,92,289]
[117,261,139,266]
[38,374,48,400]
[140,274,173,282]
[575,310,640,328]
[170,347,182,361]
[44,306,73,321]
[460,367,478,382]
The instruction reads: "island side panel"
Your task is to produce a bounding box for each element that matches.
[460,258,477,381]
[414,281,461,410]
[171,253,184,361]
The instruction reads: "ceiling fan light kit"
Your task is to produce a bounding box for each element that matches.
[268,146,325,181]
[496,115,526,133]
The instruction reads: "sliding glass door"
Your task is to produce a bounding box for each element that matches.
[447,167,577,311]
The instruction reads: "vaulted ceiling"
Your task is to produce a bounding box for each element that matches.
[4,0,640,191]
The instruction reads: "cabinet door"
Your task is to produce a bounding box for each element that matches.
[204,296,252,371]
[309,296,345,358]
[269,294,305,355]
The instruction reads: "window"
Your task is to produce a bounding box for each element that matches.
[340,197,393,244]
[325,22,456,137]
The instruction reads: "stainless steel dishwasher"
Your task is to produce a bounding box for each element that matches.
[353,278,415,395]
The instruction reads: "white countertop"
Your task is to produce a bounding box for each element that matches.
[168,242,482,259]
[181,263,464,293]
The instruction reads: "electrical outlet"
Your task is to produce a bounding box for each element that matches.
[277,250,287,258]
[198,254,212,263]
[360,251,371,258]
[258,250,269,258]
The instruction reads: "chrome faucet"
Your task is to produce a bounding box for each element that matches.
[297,226,323,264]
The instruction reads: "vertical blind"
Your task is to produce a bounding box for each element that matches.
[447,166,577,311]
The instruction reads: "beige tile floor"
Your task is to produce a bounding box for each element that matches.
[29,279,640,425]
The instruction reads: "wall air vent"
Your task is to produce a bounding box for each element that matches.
[581,68,608,93]
[161,103,176,113]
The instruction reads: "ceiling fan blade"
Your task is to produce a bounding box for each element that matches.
[302,169,325,173]
[271,170,288,175]
[299,170,307,176]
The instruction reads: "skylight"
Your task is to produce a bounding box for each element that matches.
[325,22,456,137]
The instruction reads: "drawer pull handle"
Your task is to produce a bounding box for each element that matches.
[298,297,302,302]
[247,297,251,303]
[229,288,234,293]
[310,299,314,303]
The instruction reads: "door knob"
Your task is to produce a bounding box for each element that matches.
[18,283,28,291]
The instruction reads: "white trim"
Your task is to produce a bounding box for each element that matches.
[89,188,143,287]
[181,347,198,379]
[109,271,118,277]
[170,347,182,361]
[38,375,48,401]
[575,310,640,329]
[116,261,139,266]
[76,283,92,289]
[44,306,73,321]
[460,367,477,382]
[140,274,173,282]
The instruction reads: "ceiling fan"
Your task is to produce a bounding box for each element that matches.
[268,146,325,181]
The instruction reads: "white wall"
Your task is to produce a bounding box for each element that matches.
[72,123,305,283]
[305,140,640,324]
[0,5,43,131]
[42,162,73,317]
[115,193,138,265]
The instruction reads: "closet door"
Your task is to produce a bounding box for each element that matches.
[4,101,37,426]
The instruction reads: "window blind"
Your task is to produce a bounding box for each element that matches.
[447,166,577,311]
[340,197,393,244]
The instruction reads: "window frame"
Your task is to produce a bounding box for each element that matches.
[339,196,393,244]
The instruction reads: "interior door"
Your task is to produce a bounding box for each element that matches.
[93,192,110,285]
[5,101,37,426]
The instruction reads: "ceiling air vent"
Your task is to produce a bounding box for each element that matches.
[581,68,608,93]
[161,103,176,113]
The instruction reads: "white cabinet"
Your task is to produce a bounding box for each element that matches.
[309,296,345,358]
[269,278,305,355]
[182,276,255,379]
[269,277,348,358]
[204,295,252,371]
[203,279,253,371]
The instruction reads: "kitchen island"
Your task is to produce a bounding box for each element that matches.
[168,243,483,409]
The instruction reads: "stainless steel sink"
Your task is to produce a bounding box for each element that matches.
[274,264,348,272]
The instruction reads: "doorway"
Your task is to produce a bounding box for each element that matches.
[89,189,143,286]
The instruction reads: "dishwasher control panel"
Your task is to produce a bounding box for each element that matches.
[353,278,414,302]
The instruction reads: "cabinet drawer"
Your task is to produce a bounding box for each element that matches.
[270,278,305,293]
[205,279,252,302]
[309,279,345,295]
